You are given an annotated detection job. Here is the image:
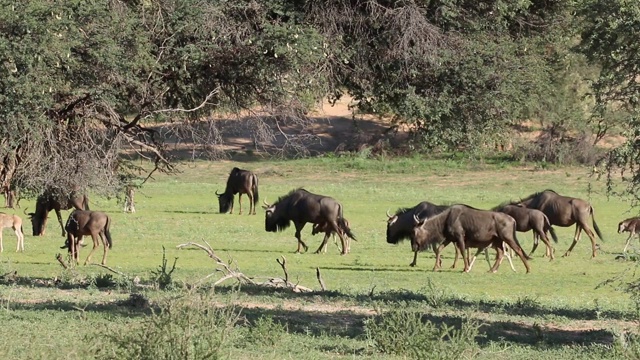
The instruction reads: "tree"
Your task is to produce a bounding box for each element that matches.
[576,0,640,204]
[0,0,336,199]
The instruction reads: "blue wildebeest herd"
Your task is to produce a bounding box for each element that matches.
[2,166,639,273]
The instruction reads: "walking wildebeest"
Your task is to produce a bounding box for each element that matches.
[492,202,558,259]
[518,190,603,258]
[0,213,24,252]
[63,210,112,266]
[216,167,259,215]
[385,201,459,267]
[28,190,90,237]
[311,217,354,254]
[410,205,531,273]
[618,217,640,253]
[263,188,356,255]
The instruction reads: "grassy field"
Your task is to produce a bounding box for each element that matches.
[0,155,639,359]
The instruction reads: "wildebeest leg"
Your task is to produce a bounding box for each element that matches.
[83,233,101,265]
[433,242,449,271]
[489,245,504,273]
[534,228,554,260]
[502,238,531,273]
[0,229,3,252]
[579,223,599,258]
[314,232,331,254]
[623,232,636,253]
[456,237,471,273]
[99,231,108,265]
[247,193,254,215]
[69,234,80,264]
[530,233,539,257]
[294,223,308,253]
[55,209,65,237]
[238,193,243,215]
[328,221,348,255]
[564,226,582,257]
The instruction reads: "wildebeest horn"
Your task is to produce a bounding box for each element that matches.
[23,207,28,215]
[413,214,421,225]
[263,199,270,207]
[215,189,221,196]
[386,209,392,219]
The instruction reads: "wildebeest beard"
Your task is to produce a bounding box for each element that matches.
[218,193,234,213]
[265,215,291,232]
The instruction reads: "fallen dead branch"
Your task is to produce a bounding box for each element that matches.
[176,241,321,293]
[90,263,129,277]
[55,253,68,269]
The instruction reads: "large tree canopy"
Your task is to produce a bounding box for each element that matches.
[0,0,623,200]
[576,0,640,204]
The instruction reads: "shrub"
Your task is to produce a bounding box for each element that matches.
[244,315,287,347]
[93,292,241,360]
[364,308,481,359]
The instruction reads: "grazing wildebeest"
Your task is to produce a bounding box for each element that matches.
[64,210,112,266]
[492,202,558,259]
[385,201,459,267]
[28,190,90,237]
[0,213,24,252]
[410,205,531,273]
[518,190,603,258]
[311,217,354,254]
[618,217,640,253]
[216,167,259,215]
[263,188,355,255]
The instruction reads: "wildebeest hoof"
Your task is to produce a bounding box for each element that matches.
[562,252,570,257]
[409,263,416,267]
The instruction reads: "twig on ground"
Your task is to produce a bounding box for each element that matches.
[55,253,68,269]
[176,241,314,292]
[90,263,129,277]
[316,267,326,291]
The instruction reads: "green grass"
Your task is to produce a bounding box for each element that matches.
[0,155,638,359]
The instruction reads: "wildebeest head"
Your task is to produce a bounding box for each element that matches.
[619,218,640,234]
[262,199,291,232]
[29,196,49,236]
[216,190,234,214]
[386,209,406,244]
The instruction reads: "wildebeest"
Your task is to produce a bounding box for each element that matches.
[0,213,24,252]
[618,217,640,253]
[385,201,455,267]
[216,167,259,215]
[410,205,531,273]
[518,190,603,258]
[263,188,355,255]
[63,210,112,266]
[311,217,353,254]
[492,202,558,259]
[28,190,90,237]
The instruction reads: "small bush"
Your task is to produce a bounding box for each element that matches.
[364,308,481,359]
[244,315,287,346]
[93,292,241,360]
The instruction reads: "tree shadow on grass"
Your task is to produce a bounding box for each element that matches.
[239,302,617,347]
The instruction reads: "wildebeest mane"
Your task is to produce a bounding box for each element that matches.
[491,200,520,212]
[275,188,308,204]
[394,207,412,216]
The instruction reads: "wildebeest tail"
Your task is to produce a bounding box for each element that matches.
[252,174,259,205]
[544,215,558,243]
[105,216,113,249]
[590,206,604,242]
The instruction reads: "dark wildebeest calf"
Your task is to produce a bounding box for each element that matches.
[618,217,640,253]
[492,202,558,259]
[216,167,259,215]
[518,190,603,258]
[410,205,531,273]
[263,188,355,255]
[63,210,112,266]
[311,217,353,254]
[28,189,89,237]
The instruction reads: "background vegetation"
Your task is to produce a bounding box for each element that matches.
[3,0,640,358]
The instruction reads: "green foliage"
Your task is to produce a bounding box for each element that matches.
[93,292,241,360]
[151,247,178,290]
[365,307,481,359]
[244,315,287,347]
